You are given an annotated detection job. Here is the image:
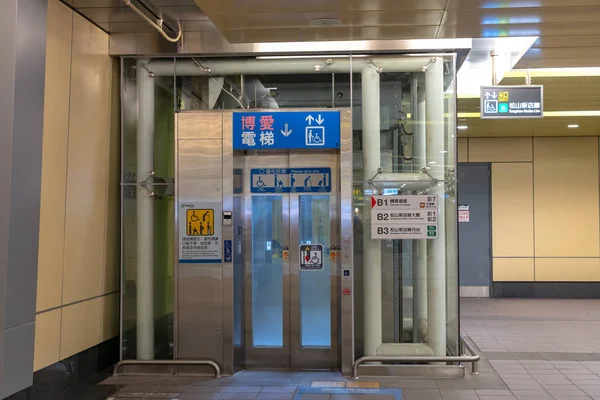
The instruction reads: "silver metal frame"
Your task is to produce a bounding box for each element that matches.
[351,336,480,379]
[113,359,220,378]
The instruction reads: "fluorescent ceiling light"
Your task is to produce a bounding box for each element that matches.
[457,125,468,130]
[505,67,600,78]
[568,124,579,128]
[256,54,367,60]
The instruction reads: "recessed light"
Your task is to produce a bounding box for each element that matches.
[308,18,342,27]
[568,124,579,128]
[457,125,468,130]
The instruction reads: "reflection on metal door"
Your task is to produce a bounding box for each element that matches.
[244,151,339,370]
[457,163,492,298]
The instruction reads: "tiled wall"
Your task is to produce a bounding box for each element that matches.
[458,136,600,283]
[34,0,120,372]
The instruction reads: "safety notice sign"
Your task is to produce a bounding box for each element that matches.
[179,202,222,263]
[371,195,438,240]
[299,244,323,271]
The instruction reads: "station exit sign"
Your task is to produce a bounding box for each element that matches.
[480,85,543,119]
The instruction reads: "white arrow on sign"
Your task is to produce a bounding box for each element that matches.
[315,114,324,125]
[281,123,292,137]
[484,92,491,99]
[306,115,315,125]
[492,92,497,99]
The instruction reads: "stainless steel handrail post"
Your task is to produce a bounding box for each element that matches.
[461,337,479,375]
[351,337,480,379]
[113,359,221,378]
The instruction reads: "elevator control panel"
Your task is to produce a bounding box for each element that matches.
[223,211,232,226]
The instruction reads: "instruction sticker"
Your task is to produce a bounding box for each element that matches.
[179,202,222,263]
[300,244,323,271]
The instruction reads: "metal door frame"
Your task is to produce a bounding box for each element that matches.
[457,162,493,298]
[242,150,340,370]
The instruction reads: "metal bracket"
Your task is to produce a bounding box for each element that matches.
[314,58,333,72]
[421,58,436,73]
[140,62,155,78]
[366,59,383,73]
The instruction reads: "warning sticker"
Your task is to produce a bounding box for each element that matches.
[186,209,214,236]
[300,244,323,271]
[179,202,222,263]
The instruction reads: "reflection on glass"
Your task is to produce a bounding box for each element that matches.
[299,195,331,347]
[252,196,283,347]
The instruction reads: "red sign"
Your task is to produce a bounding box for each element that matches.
[343,287,351,296]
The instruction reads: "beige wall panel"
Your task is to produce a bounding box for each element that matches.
[535,258,600,282]
[492,163,534,257]
[457,137,468,162]
[469,137,533,162]
[60,298,102,359]
[100,293,120,342]
[534,137,600,257]
[34,309,62,372]
[102,58,121,295]
[36,0,73,312]
[62,15,112,304]
[492,258,534,282]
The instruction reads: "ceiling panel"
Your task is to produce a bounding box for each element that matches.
[459,75,600,115]
[211,10,444,31]
[442,6,600,25]
[63,0,195,7]
[223,26,439,43]
[446,0,600,8]
[195,0,448,14]
[65,0,600,69]
[458,117,600,137]
[437,22,600,38]
[80,6,208,23]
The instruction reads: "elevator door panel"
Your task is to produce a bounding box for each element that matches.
[244,151,339,370]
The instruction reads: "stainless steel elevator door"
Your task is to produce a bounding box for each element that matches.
[243,151,340,370]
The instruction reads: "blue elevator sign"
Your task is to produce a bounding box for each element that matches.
[232,111,341,150]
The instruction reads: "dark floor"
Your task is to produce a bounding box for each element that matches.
[18,298,600,400]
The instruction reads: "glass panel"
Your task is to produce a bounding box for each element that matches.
[251,196,284,347]
[121,58,175,360]
[299,195,331,347]
[352,55,458,357]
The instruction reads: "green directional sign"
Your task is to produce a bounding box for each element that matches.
[427,225,437,237]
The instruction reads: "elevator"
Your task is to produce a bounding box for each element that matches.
[120,52,461,378]
[242,149,340,369]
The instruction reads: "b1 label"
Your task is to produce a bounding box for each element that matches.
[370,194,439,240]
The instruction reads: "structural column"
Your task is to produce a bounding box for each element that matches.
[136,59,155,360]
[414,80,428,342]
[0,0,48,397]
[362,66,382,356]
[425,58,447,357]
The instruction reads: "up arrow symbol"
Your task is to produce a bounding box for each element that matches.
[484,92,491,99]
[281,123,292,137]
[315,114,324,125]
[305,115,315,125]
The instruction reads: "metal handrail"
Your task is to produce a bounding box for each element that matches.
[351,337,480,379]
[113,359,221,378]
